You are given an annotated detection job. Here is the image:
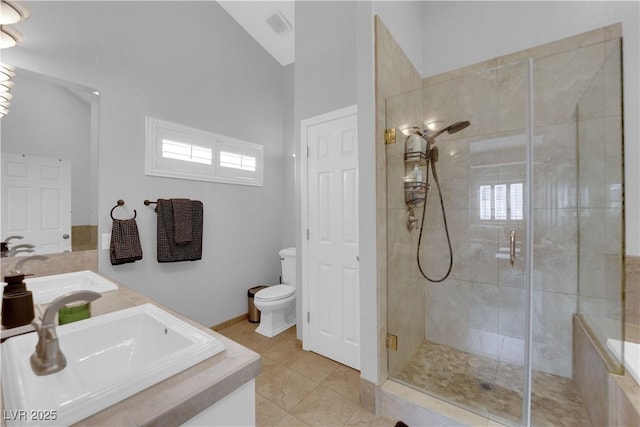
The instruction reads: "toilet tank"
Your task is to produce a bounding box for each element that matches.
[279,247,296,286]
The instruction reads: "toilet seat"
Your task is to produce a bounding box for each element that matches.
[255,284,295,302]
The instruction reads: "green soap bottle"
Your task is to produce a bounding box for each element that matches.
[58,302,91,325]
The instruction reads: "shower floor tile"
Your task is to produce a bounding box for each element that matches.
[396,341,591,427]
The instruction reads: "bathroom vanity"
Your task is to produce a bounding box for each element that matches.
[0,276,260,426]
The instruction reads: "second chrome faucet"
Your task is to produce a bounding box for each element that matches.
[30,290,101,376]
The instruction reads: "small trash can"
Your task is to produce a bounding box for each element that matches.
[247,285,268,323]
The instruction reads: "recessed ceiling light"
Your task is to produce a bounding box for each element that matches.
[0,63,15,81]
[0,0,30,25]
[0,25,23,49]
[0,91,13,102]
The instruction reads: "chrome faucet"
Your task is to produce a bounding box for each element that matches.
[12,254,49,274]
[30,290,101,376]
[1,235,24,257]
[6,244,35,257]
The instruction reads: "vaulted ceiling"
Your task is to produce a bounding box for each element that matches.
[217,1,295,66]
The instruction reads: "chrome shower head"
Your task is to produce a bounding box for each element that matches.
[427,120,471,143]
[447,120,471,134]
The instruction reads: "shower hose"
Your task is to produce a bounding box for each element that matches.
[416,146,454,283]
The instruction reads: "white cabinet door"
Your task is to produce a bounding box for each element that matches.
[302,106,360,369]
[2,152,72,254]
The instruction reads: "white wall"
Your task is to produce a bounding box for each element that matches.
[356,1,378,384]
[282,63,296,249]
[421,1,640,256]
[294,0,358,339]
[294,2,358,121]
[3,1,287,327]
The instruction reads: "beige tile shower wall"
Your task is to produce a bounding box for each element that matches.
[577,36,625,350]
[419,24,622,378]
[626,256,640,339]
[374,16,424,383]
[573,315,612,426]
[72,225,98,252]
[611,374,640,426]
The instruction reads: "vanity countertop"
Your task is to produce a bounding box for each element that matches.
[0,277,261,427]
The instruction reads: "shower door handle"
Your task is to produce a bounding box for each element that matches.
[509,229,516,267]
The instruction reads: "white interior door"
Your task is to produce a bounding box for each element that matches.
[302,105,359,369]
[1,153,72,254]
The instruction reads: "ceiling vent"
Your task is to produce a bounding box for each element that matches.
[266,11,292,36]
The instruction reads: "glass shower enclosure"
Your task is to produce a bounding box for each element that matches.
[385,33,623,427]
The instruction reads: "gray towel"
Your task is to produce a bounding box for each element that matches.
[172,198,193,244]
[110,219,143,265]
[155,199,203,262]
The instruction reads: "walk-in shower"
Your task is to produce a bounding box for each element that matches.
[383,25,625,427]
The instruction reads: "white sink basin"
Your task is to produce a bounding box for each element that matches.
[2,303,225,426]
[24,270,119,304]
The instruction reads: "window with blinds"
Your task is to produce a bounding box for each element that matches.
[162,140,213,165]
[479,183,523,221]
[145,116,263,186]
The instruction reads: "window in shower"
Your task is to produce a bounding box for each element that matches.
[480,185,492,219]
[478,183,523,221]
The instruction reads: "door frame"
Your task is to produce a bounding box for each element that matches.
[300,104,358,353]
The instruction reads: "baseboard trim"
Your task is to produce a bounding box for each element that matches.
[210,313,249,331]
[360,378,377,413]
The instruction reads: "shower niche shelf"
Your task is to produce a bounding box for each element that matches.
[404,151,428,165]
[404,154,428,208]
[405,181,427,208]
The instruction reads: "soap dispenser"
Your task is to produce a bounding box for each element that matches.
[2,272,35,329]
[3,272,29,293]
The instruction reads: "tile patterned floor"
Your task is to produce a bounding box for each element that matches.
[396,341,591,427]
[216,321,396,427]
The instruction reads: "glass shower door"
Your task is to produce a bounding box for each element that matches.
[529,36,625,427]
[384,58,533,426]
[492,59,532,426]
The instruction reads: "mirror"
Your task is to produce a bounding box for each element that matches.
[1,67,99,256]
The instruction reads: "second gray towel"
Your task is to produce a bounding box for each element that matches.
[155,199,203,262]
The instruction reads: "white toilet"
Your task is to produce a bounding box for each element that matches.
[254,247,296,338]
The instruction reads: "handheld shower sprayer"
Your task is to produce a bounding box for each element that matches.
[416,119,471,283]
[426,120,470,145]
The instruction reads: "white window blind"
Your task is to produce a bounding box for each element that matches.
[145,116,263,186]
[220,151,256,171]
[494,184,507,220]
[480,185,492,220]
[162,140,212,165]
[479,182,524,221]
[510,183,523,220]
